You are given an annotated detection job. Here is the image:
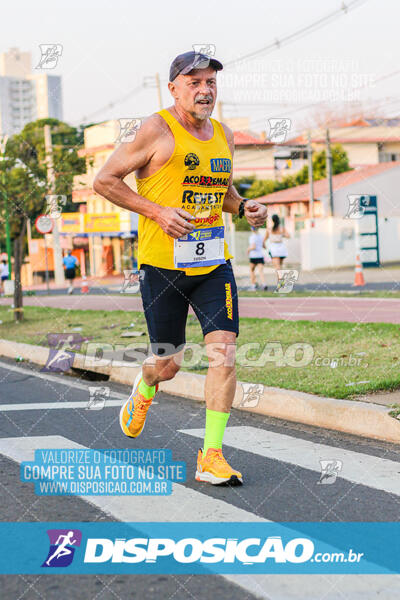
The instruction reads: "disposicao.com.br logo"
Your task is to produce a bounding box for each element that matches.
[42,529,82,567]
[0,522,382,574]
[82,536,363,566]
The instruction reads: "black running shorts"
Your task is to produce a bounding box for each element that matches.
[140,261,239,356]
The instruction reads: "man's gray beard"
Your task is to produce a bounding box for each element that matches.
[193,105,213,120]
[195,111,210,121]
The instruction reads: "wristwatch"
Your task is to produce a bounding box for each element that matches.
[238,198,249,218]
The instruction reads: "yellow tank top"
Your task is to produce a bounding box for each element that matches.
[136,108,233,275]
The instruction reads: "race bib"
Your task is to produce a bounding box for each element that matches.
[174,226,225,268]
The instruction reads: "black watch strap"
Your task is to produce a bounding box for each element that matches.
[238,198,249,218]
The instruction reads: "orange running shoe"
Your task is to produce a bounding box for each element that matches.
[195,448,243,486]
[119,371,158,438]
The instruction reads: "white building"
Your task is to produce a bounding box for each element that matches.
[0,47,63,136]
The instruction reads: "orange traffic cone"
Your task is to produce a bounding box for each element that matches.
[353,254,365,287]
[81,275,89,294]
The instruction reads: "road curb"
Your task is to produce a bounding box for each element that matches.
[1,338,399,444]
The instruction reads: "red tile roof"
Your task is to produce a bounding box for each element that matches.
[233,131,272,146]
[285,127,400,146]
[256,162,400,204]
[313,136,400,144]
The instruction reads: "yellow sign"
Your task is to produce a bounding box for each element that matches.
[84,213,120,233]
[60,213,83,233]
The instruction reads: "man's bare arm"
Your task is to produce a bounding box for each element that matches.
[220,124,268,227]
[93,115,194,239]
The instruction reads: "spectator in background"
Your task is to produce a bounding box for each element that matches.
[264,214,290,285]
[247,227,267,291]
[0,260,9,295]
[63,250,79,294]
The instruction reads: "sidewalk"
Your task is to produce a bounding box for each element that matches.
[24,274,122,293]
[234,263,400,290]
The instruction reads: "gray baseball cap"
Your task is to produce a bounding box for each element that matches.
[169,51,223,82]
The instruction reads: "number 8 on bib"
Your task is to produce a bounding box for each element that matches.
[174,226,226,269]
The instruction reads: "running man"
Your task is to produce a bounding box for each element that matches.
[62,250,79,294]
[46,531,77,566]
[94,51,267,485]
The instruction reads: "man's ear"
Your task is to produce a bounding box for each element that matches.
[168,81,178,99]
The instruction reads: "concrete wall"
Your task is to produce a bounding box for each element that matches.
[300,216,400,270]
[319,164,400,218]
[233,146,275,179]
[85,120,120,148]
[341,142,379,166]
[312,141,380,166]
[383,142,400,154]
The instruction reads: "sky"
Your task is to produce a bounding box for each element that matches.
[4,0,400,135]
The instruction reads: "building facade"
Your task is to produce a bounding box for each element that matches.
[0,47,63,136]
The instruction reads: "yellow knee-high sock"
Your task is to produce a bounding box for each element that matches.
[203,409,230,455]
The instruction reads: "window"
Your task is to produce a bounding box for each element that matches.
[379,152,400,163]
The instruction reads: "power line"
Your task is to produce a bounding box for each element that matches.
[77,2,369,126]
[248,69,400,129]
[224,0,369,68]
[79,84,144,124]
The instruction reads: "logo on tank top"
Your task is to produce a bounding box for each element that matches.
[225,283,233,320]
[210,158,231,172]
[184,153,200,170]
[182,175,229,187]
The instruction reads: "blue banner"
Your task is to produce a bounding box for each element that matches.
[0,522,398,574]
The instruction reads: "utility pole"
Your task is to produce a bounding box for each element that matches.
[307,131,314,224]
[326,128,334,216]
[217,101,223,122]
[0,135,11,278]
[44,124,64,285]
[144,74,163,110]
[155,73,163,110]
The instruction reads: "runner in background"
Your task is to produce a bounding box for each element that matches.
[264,214,290,286]
[247,227,267,290]
[0,259,9,296]
[63,250,79,294]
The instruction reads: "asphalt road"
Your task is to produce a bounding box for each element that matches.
[1,358,400,599]
[2,293,400,323]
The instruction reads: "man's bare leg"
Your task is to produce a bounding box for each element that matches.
[196,329,242,484]
[142,351,183,386]
[120,350,182,438]
[204,330,236,412]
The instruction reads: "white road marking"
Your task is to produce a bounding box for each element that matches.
[0,400,124,411]
[179,426,400,497]
[0,360,157,405]
[0,360,119,394]
[0,435,264,523]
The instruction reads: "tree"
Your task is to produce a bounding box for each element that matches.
[0,118,85,321]
[294,144,350,185]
